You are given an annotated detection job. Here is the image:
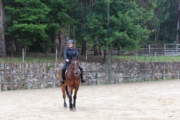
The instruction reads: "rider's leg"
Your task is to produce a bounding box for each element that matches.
[61,63,69,84]
[79,66,86,83]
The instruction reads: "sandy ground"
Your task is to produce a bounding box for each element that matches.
[0,80,180,120]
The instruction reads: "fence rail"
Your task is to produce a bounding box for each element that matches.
[78,44,180,56]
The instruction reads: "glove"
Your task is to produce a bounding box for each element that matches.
[66,59,69,62]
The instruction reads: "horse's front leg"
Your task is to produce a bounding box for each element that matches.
[73,86,79,110]
[73,94,77,110]
[68,94,73,110]
[67,86,73,110]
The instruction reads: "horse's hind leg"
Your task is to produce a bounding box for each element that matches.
[61,85,67,108]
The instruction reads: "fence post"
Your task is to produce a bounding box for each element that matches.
[55,47,58,62]
[176,44,178,54]
[53,74,56,88]
[164,44,166,56]
[148,44,151,54]
[22,48,25,63]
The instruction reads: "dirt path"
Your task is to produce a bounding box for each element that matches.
[0,80,180,120]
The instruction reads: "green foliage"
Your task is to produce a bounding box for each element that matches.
[75,0,152,51]
[4,0,50,47]
[2,0,180,55]
[108,1,152,50]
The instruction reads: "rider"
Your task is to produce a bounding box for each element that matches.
[60,39,86,84]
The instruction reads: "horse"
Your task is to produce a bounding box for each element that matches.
[58,57,81,111]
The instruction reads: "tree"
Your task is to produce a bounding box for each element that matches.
[42,0,76,56]
[176,0,180,43]
[4,0,50,52]
[76,0,153,60]
[0,0,6,56]
[158,0,178,43]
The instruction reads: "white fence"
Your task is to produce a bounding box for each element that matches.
[141,44,180,56]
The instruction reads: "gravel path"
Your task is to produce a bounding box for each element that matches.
[0,80,180,120]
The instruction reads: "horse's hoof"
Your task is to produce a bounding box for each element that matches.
[69,107,76,111]
[64,103,67,108]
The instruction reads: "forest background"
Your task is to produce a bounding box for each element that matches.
[0,0,180,62]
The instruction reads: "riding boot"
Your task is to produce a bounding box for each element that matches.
[61,70,66,84]
[80,68,86,83]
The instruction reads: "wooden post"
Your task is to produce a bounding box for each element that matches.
[53,74,55,88]
[154,52,157,60]
[86,42,88,61]
[148,44,151,54]
[86,50,88,62]
[164,44,166,56]
[55,47,58,62]
[176,44,178,54]
[22,48,24,63]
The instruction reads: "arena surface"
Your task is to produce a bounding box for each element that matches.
[0,80,180,120]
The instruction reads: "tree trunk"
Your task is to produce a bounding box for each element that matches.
[81,41,87,55]
[94,45,98,56]
[176,0,180,43]
[98,46,102,56]
[58,26,69,57]
[0,0,6,56]
[103,50,107,62]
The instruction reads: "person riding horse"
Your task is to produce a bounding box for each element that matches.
[60,39,86,84]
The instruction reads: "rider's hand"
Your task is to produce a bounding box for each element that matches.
[66,59,69,62]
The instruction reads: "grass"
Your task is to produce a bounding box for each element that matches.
[0,52,64,63]
[113,55,180,62]
[1,53,180,63]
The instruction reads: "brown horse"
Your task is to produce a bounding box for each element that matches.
[58,57,81,111]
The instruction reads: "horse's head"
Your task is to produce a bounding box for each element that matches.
[70,57,81,77]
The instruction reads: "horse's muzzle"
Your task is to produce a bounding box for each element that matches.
[74,73,80,77]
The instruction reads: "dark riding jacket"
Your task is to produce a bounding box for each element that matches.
[64,47,78,60]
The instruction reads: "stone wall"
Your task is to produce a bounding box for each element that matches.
[0,62,180,91]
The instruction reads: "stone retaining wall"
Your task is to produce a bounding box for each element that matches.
[0,62,180,91]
